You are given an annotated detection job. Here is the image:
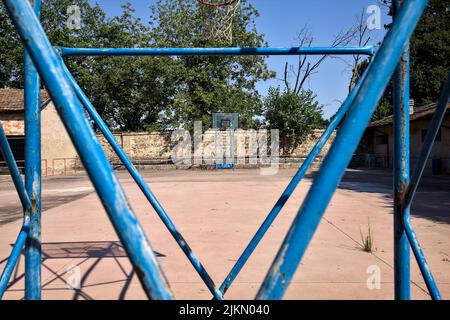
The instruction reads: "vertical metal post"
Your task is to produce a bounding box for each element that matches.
[393,0,411,300]
[24,0,41,301]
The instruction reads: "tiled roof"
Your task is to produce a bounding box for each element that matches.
[368,103,450,128]
[0,88,50,112]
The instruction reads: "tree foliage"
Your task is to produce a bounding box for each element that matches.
[0,0,273,131]
[410,0,450,105]
[264,87,323,155]
[149,0,274,131]
[354,0,448,121]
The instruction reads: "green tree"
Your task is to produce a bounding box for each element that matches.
[1,0,272,131]
[410,0,450,105]
[0,1,175,131]
[149,0,274,131]
[353,0,449,121]
[0,0,109,88]
[264,87,324,155]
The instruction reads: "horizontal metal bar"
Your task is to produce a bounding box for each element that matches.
[0,219,30,299]
[3,0,173,300]
[218,59,374,295]
[58,46,376,57]
[401,72,450,300]
[64,64,223,300]
[0,123,32,211]
[256,0,429,300]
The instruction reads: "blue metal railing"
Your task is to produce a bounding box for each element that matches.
[0,0,443,300]
[58,46,376,57]
[23,0,42,300]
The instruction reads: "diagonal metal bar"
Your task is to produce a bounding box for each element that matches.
[62,63,223,300]
[0,219,30,299]
[218,59,375,295]
[400,73,450,300]
[0,123,32,211]
[0,122,32,298]
[3,0,173,299]
[256,0,429,300]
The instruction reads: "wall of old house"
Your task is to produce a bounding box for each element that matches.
[0,113,25,136]
[362,116,450,174]
[40,103,79,175]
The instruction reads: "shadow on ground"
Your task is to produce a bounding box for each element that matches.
[306,169,450,224]
[0,241,165,300]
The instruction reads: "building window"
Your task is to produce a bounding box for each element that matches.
[421,128,441,142]
[375,134,388,145]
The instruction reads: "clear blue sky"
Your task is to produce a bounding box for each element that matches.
[89,0,390,118]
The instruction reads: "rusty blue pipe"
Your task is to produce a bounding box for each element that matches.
[392,0,411,300]
[58,46,376,57]
[23,0,41,300]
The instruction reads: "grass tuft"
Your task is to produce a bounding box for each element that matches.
[360,218,374,253]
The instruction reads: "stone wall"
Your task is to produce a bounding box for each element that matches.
[1,106,335,174]
[41,103,79,175]
[97,129,335,168]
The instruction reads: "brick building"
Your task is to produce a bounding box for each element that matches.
[0,88,77,175]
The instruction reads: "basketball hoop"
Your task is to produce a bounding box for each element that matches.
[197,0,240,6]
[197,0,241,44]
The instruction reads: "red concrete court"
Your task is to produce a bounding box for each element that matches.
[0,168,448,299]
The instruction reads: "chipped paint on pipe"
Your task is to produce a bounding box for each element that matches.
[256,0,429,300]
[3,0,173,299]
[23,0,42,301]
[392,0,411,300]
[219,59,375,295]
[58,46,376,57]
[63,64,223,300]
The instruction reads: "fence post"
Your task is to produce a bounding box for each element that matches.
[393,0,411,300]
[24,0,42,301]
